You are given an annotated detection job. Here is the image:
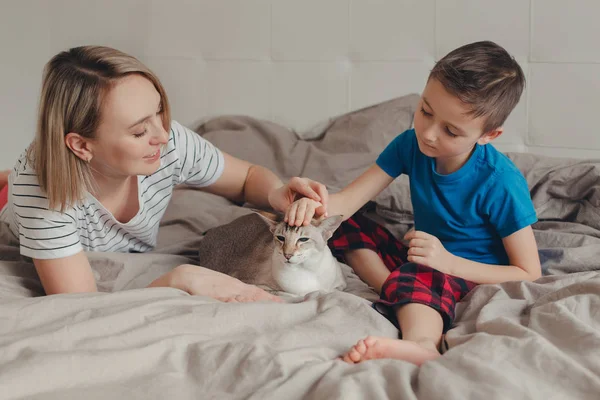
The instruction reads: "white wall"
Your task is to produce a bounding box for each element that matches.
[1,0,599,169]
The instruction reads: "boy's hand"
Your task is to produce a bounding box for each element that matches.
[285,198,323,226]
[268,177,328,217]
[404,231,455,273]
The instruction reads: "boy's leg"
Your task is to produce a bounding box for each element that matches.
[342,304,443,366]
[328,212,407,293]
[396,303,443,350]
[341,263,476,366]
[343,248,390,293]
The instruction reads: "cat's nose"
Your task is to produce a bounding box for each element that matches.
[284,253,293,260]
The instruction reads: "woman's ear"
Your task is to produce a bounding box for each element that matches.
[65,132,93,162]
[478,127,503,145]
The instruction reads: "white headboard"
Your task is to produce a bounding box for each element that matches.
[1,0,599,169]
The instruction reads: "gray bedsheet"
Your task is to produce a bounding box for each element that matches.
[0,95,599,399]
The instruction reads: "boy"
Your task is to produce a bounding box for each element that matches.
[285,41,541,366]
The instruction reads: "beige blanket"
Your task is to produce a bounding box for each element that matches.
[1,95,599,399]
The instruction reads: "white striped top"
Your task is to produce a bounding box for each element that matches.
[0,120,224,260]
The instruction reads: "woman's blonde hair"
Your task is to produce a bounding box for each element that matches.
[29,45,171,212]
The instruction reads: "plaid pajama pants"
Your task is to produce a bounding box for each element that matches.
[328,212,477,333]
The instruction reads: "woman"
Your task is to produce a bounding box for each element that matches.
[0,45,328,301]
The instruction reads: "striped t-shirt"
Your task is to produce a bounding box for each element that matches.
[0,120,224,260]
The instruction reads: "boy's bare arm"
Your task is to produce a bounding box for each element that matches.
[455,226,542,283]
[449,226,541,283]
[406,226,542,284]
[286,164,394,226]
[327,164,395,220]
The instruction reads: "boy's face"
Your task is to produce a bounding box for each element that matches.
[413,78,501,164]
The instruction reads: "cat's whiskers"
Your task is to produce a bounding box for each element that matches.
[264,215,348,296]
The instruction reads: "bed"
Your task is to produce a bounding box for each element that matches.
[1,94,599,399]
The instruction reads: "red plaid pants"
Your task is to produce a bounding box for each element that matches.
[329,213,477,333]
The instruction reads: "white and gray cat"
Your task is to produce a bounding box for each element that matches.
[259,214,347,296]
[197,212,347,296]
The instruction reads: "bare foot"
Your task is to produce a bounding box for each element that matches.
[341,336,440,366]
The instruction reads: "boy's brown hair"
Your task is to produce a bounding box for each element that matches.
[429,41,525,133]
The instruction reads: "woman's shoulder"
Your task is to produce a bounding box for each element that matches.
[168,119,199,144]
[169,119,184,131]
[8,149,79,217]
[168,119,215,146]
[12,148,35,173]
[9,149,40,185]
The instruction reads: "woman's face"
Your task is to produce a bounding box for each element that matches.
[88,74,169,178]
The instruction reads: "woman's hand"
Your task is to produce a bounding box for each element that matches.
[268,177,328,217]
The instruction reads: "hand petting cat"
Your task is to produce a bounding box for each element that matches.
[284,197,324,226]
[268,177,328,219]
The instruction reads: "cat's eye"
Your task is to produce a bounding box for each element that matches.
[297,238,309,242]
[276,235,285,242]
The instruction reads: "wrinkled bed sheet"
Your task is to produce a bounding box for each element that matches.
[1,95,599,399]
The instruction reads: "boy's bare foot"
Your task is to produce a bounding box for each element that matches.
[341,336,440,366]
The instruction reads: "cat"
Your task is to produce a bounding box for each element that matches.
[258,213,347,296]
[196,211,347,296]
[196,212,281,290]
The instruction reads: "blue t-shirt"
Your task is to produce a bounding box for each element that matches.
[376,129,537,265]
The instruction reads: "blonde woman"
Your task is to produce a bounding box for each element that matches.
[0,46,328,301]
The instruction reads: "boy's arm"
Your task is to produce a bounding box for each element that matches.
[449,225,541,284]
[328,164,395,219]
[406,226,542,284]
[203,152,327,212]
[286,164,394,226]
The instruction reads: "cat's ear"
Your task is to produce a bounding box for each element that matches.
[317,215,344,240]
[255,211,279,233]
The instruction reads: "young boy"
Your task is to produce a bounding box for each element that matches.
[284,41,542,366]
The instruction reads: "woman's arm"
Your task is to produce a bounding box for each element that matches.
[201,152,328,213]
[34,253,282,302]
[148,264,282,302]
[33,252,98,294]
